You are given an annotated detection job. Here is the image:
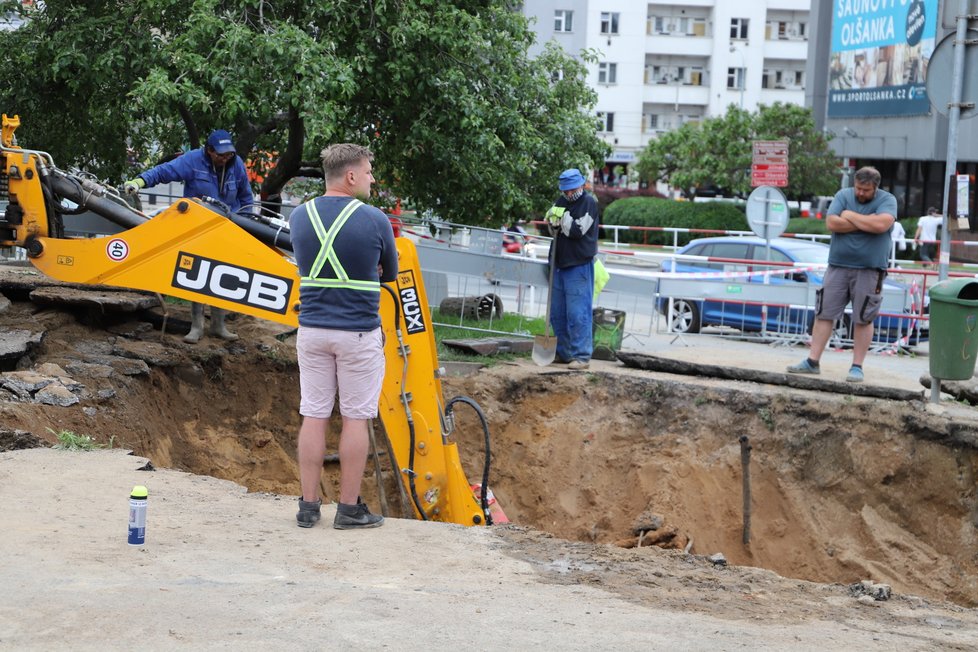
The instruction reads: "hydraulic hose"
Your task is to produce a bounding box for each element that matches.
[47,169,147,230]
[199,196,293,254]
[444,395,493,525]
[47,169,294,254]
[380,283,428,520]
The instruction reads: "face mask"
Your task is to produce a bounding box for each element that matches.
[566,188,584,202]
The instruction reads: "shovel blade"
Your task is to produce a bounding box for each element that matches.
[531,335,557,366]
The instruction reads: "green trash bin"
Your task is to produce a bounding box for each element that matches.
[928,278,978,380]
[592,308,625,361]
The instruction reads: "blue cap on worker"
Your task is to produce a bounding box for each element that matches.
[558,168,585,191]
[206,129,236,154]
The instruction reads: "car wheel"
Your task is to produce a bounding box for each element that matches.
[667,299,701,334]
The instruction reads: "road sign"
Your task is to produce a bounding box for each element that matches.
[751,171,788,187]
[751,140,789,187]
[746,186,790,241]
[752,140,789,157]
[752,163,789,173]
[752,155,790,165]
[926,29,978,120]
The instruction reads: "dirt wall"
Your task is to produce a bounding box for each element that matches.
[3,299,978,606]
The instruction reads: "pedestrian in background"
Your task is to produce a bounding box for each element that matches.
[125,129,254,343]
[914,206,943,268]
[787,166,896,383]
[544,168,600,370]
[290,143,397,530]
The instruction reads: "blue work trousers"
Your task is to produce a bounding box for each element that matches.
[550,261,594,363]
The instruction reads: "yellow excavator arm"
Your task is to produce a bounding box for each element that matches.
[0,114,491,526]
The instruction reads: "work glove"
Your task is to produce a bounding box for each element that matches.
[545,206,566,227]
[123,178,146,195]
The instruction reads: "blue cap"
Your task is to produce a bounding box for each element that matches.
[206,129,236,154]
[558,168,585,191]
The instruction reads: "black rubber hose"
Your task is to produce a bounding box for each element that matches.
[37,167,64,238]
[48,172,294,254]
[229,212,292,253]
[48,170,147,230]
[445,395,493,525]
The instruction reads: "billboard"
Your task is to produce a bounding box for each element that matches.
[828,0,939,118]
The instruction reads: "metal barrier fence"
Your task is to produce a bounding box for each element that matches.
[0,209,938,355]
[398,215,933,355]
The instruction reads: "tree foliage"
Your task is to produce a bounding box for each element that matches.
[636,103,839,200]
[0,0,608,224]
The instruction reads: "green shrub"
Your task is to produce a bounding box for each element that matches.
[786,217,830,236]
[603,197,750,247]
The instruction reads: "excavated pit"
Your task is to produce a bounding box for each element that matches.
[2,297,977,607]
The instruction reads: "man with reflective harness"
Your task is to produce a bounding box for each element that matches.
[289,144,398,529]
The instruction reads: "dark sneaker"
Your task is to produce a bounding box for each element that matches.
[296,498,321,528]
[333,498,384,530]
[846,366,864,383]
[787,359,820,375]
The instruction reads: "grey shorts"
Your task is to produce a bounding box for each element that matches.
[296,326,385,419]
[815,266,886,325]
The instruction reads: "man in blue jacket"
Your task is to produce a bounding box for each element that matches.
[544,168,600,370]
[125,130,255,343]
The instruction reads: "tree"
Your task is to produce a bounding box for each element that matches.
[636,103,839,200]
[0,0,608,224]
[753,103,840,200]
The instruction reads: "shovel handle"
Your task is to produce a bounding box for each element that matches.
[543,239,556,337]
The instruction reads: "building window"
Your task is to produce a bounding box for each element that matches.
[597,111,615,132]
[727,67,745,90]
[598,62,617,84]
[730,18,749,40]
[644,114,659,131]
[554,10,573,33]
[600,12,620,35]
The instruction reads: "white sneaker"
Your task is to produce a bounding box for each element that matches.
[567,360,590,370]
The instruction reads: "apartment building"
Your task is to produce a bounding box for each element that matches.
[523,1,811,176]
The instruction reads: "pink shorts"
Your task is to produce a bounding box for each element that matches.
[296,327,385,419]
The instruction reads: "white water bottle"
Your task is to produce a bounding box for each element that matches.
[128,485,148,545]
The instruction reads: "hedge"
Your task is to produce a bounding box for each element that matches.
[602,197,749,247]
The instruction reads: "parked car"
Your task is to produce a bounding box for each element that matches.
[656,236,927,345]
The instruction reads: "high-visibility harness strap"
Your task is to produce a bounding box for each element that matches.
[300,199,381,293]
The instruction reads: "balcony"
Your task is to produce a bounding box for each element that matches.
[763,39,809,61]
[645,33,713,57]
[760,87,805,104]
[643,83,710,107]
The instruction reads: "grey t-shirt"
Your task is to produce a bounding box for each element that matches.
[826,187,897,270]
